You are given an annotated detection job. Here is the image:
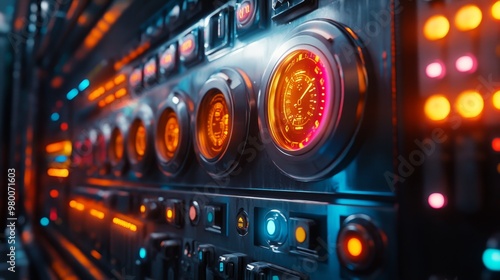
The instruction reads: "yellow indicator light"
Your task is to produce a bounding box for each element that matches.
[140,205,146,213]
[69,200,85,211]
[347,237,363,257]
[456,90,484,118]
[493,1,500,20]
[455,5,482,31]
[295,226,307,243]
[423,15,450,40]
[166,208,174,219]
[112,217,137,232]
[424,95,451,121]
[46,140,72,155]
[90,209,105,219]
[493,90,500,110]
[47,168,69,178]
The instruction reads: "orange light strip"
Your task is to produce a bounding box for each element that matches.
[104,94,115,104]
[88,87,105,101]
[90,209,105,220]
[114,74,126,85]
[69,200,85,211]
[112,217,137,232]
[90,250,102,260]
[47,168,69,178]
[46,140,72,155]
[114,88,127,98]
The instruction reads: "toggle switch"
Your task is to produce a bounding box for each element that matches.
[218,253,247,280]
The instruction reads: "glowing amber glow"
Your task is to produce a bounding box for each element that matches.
[50,189,59,198]
[111,130,124,161]
[493,1,500,20]
[197,92,230,159]
[69,200,85,211]
[424,95,451,121]
[105,81,114,90]
[114,74,126,85]
[455,5,482,31]
[493,90,500,110]
[166,208,173,219]
[492,138,500,152]
[295,226,307,243]
[91,250,102,260]
[144,60,157,78]
[112,217,137,232]
[140,205,146,213]
[423,15,450,40]
[237,1,252,23]
[164,111,180,159]
[267,50,330,151]
[114,88,127,98]
[180,35,195,55]
[88,87,105,101]
[456,90,484,118]
[428,193,446,209]
[47,168,69,178]
[104,94,115,104]
[347,237,363,257]
[161,53,173,65]
[130,69,142,87]
[46,140,72,155]
[134,122,147,157]
[90,209,105,219]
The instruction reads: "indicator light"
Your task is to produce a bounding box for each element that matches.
[114,88,127,98]
[69,200,85,211]
[237,1,253,24]
[66,88,79,100]
[266,219,277,236]
[483,248,500,271]
[423,15,450,40]
[189,201,200,225]
[272,276,280,280]
[88,87,105,101]
[493,1,500,20]
[493,90,500,110]
[139,247,147,259]
[134,122,147,157]
[263,210,287,247]
[424,95,451,121]
[425,61,445,79]
[347,237,363,257]
[112,217,137,232]
[111,129,124,162]
[60,122,68,131]
[455,5,482,31]
[50,208,58,221]
[129,68,142,88]
[492,138,500,152]
[456,90,484,118]
[428,193,446,209]
[40,217,49,227]
[51,112,60,121]
[236,210,249,236]
[295,226,306,243]
[207,212,213,223]
[90,209,105,219]
[78,79,90,91]
[140,204,146,213]
[455,55,477,73]
[47,168,69,178]
[49,189,59,198]
[166,208,174,219]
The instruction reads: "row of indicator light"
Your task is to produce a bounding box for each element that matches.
[424,2,500,41]
[424,90,500,121]
[425,54,477,79]
[87,74,127,104]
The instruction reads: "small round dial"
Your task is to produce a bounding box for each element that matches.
[268,49,330,152]
[164,111,180,158]
[198,91,231,159]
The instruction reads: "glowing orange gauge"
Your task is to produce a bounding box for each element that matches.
[134,122,147,157]
[164,111,180,158]
[198,91,231,159]
[112,130,124,161]
[268,49,330,152]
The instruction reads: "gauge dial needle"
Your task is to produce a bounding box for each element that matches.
[296,82,313,106]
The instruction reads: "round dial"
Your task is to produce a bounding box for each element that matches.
[134,122,147,157]
[164,111,180,158]
[268,49,330,152]
[198,91,231,159]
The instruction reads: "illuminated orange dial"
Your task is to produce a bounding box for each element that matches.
[134,122,147,157]
[113,130,124,161]
[164,111,180,158]
[198,91,231,159]
[268,50,330,151]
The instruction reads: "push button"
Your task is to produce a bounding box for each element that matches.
[205,204,224,233]
[140,199,162,220]
[179,28,202,65]
[289,217,318,252]
[165,199,183,227]
[159,44,177,74]
[205,7,232,55]
[236,0,264,35]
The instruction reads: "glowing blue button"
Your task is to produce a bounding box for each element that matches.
[51,112,60,121]
[207,212,213,223]
[199,251,203,260]
[266,219,276,236]
[78,79,90,91]
[272,276,280,280]
[483,248,500,271]
[40,217,49,226]
[139,247,147,259]
[219,262,224,272]
[66,88,79,100]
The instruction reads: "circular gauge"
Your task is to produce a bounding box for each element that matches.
[109,114,129,176]
[194,68,255,178]
[259,20,368,181]
[127,104,154,177]
[268,49,330,152]
[197,91,231,159]
[155,90,193,177]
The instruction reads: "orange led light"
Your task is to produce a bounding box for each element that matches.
[135,123,147,157]
[47,168,69,178]
[455,4,482,31]
[90,209,105,219]
[114,88,127,98]
[140,205,146,213]
[456,90,484,118]
[46,140,72,155]
[492,138,500,152]
[129,69,142,87]
[166,208,174,219]
[180,38,194,54]
[493,90,500,110]
[493,1,500,20]
[145,61,156,77]
[105,81,115,90]
[189,205,197,222]
[162,53,173,65]
[423,15,450,40]
[88,87,105,101]
[91,250,102,260]
[112,217,137,232]
[98,100,106,108]
[295,226,307,243]
[114,74,126,85]
[424,95,451,121]
[69,200,85,211]
[104,94,115,104]
[347,237,363,257]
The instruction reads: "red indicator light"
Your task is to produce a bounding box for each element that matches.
[60,122,68,131]
[144,60,156,78]
[428,193,446,209]
[50,189,59,198]
[50,208,58,221]
[180,34,195,56]
[129,69,142,87]
[492,138,500,152]
[237,1,253,24]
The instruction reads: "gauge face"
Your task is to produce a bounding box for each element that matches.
[198,91,231,159]
[112,129,124,161]
[164,110,180,158]
[134,122,147,157]
[267,49,330,152]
